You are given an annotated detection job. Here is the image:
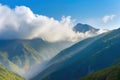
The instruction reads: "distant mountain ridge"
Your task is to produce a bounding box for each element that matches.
[0,38,71,77]
[0,38,73,78]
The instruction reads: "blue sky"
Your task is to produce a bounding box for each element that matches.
[0,0,120,29]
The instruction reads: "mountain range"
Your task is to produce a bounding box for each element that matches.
[1,23,119,80]
[0,23,99,79]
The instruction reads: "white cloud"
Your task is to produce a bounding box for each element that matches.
[0,4,105,42]
[102,15,116,23]
[97,29,109,34]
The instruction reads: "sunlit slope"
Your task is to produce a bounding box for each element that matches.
[0,64,25,80]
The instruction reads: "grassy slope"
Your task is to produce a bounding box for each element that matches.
[80,66,120,80]
[0,64,25,80]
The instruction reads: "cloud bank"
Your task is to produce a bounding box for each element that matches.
[0,4,105,42]
[102,15,116,23]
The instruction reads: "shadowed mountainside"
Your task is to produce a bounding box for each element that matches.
[31,28,120,80]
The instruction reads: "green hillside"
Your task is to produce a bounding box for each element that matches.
[0,64,25,80]
[80,66,120,80]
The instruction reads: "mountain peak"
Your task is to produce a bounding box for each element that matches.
[74,23,99,33]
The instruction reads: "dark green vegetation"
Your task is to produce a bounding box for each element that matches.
[80,66,120,80]
[0,64,25,80]
[31,28,120,80]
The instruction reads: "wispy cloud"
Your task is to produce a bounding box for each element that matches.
[102,15,116,23]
